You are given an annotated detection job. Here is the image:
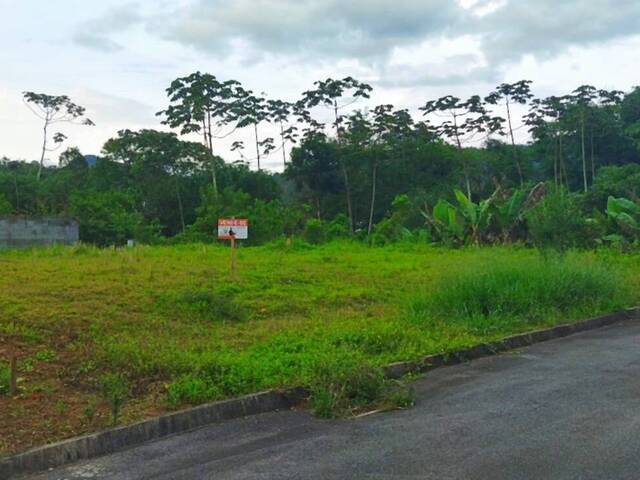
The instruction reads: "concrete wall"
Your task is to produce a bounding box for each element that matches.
[0,216,79,248]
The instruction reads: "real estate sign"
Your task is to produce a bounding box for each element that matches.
[218,219,248,240]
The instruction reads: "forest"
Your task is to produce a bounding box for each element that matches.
[2,76,640,249]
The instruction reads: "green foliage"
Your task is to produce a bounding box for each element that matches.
[604,196,640,243]
[302,218,326,244]
[526,190,599,250]
[70,190,161,246]
[99,373,128,426]
[171,290,247,322]
[0,193,12,214]
[166,374,222,408]
[426,199,465,246]
[493,189,526,242]
[411,256,629,334]
[310,357,385,418]
[0,362,9,396]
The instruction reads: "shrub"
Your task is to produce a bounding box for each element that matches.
[526,190,600,250]
[302,219,327,244]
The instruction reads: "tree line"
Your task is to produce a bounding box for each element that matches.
[1,75,639,247]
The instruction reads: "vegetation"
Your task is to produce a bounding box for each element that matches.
[2,79,639,249]
[2,74,640,454]
[1,243,638,454]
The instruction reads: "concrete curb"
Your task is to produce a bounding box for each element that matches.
[0,387,308,479]
[383,308,640,379]
[2,308,638,478]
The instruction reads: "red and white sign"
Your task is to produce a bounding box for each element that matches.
[218,219,248,240]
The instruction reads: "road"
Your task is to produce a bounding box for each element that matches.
[29,318,640,480]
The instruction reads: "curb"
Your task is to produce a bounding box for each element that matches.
[0,387,308,479]
[382,308,640,379]
[2,308,638,478]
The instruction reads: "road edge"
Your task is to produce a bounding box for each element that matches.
[2,308,638,478]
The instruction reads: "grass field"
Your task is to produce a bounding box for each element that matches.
[1,241,639,455]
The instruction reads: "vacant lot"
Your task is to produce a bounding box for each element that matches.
[1,242,638,456]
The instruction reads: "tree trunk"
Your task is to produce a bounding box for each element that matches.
[367,159,378,236]
[341,161,355,234]
[280,123,286,168]
[254,123,261,171]
[506,99,524,185]
[590,129,595,185]
[203,117,218,196]
[581,113,588,193]
[559,134,570,191]
[37,116,49,181]
[175,177,186,234]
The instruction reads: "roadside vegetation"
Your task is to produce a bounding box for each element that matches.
[1,243,638,454]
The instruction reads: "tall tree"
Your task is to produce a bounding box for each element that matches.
[299,77,373,232]
[485,80,533,184]
[158,72,243,195]
[22,92,94,181]
[420,95,490,199]
[267,99,298,168]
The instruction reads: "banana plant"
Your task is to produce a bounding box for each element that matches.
[493,189,526,243]
[422,199,466,245]
[605,196,640,241]
[454,188,500,244]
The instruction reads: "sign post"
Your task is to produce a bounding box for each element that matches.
[218,219,248,280]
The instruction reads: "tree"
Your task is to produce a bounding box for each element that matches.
[420,95,492,199]
[299,77,373,232]
[230,92,274,171]
[158,72,243,195]
[103,129,207,235]
[267,99,298,168]
[22,92,94,181]
[485,80,533,184]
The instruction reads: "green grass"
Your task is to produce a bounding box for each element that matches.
[0,242,639,441]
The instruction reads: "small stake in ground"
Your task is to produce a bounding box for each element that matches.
[218,219,248,280]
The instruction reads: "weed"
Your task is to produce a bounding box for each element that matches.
[34,350,57,362]
[410,255,631,334]
[83,396,97,423]
[310,357,385,418]
[171,290,247,322]
[0,363,9,396]
[99,373,128,426]
[55,399,67,415]
[165,374,222,408]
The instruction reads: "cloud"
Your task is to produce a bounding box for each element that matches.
[73,0,640,88]
[154,0,640,85]
[73,3,142,53]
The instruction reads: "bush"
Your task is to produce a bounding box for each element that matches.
[526,190,601,250]
[410,255,630,334]
[302,218,327,244]
[0,193,12,214]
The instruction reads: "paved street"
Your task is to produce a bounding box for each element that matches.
[29,319,640,479]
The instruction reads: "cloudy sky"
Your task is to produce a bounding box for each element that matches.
[1,0,639,171]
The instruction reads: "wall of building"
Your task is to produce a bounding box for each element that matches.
[0,216,79,248]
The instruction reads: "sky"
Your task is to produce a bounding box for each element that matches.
[1,0,639,172]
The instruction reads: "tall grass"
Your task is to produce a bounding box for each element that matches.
[409,254,632,335]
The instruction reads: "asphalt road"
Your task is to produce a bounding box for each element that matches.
[29,319,640,480]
